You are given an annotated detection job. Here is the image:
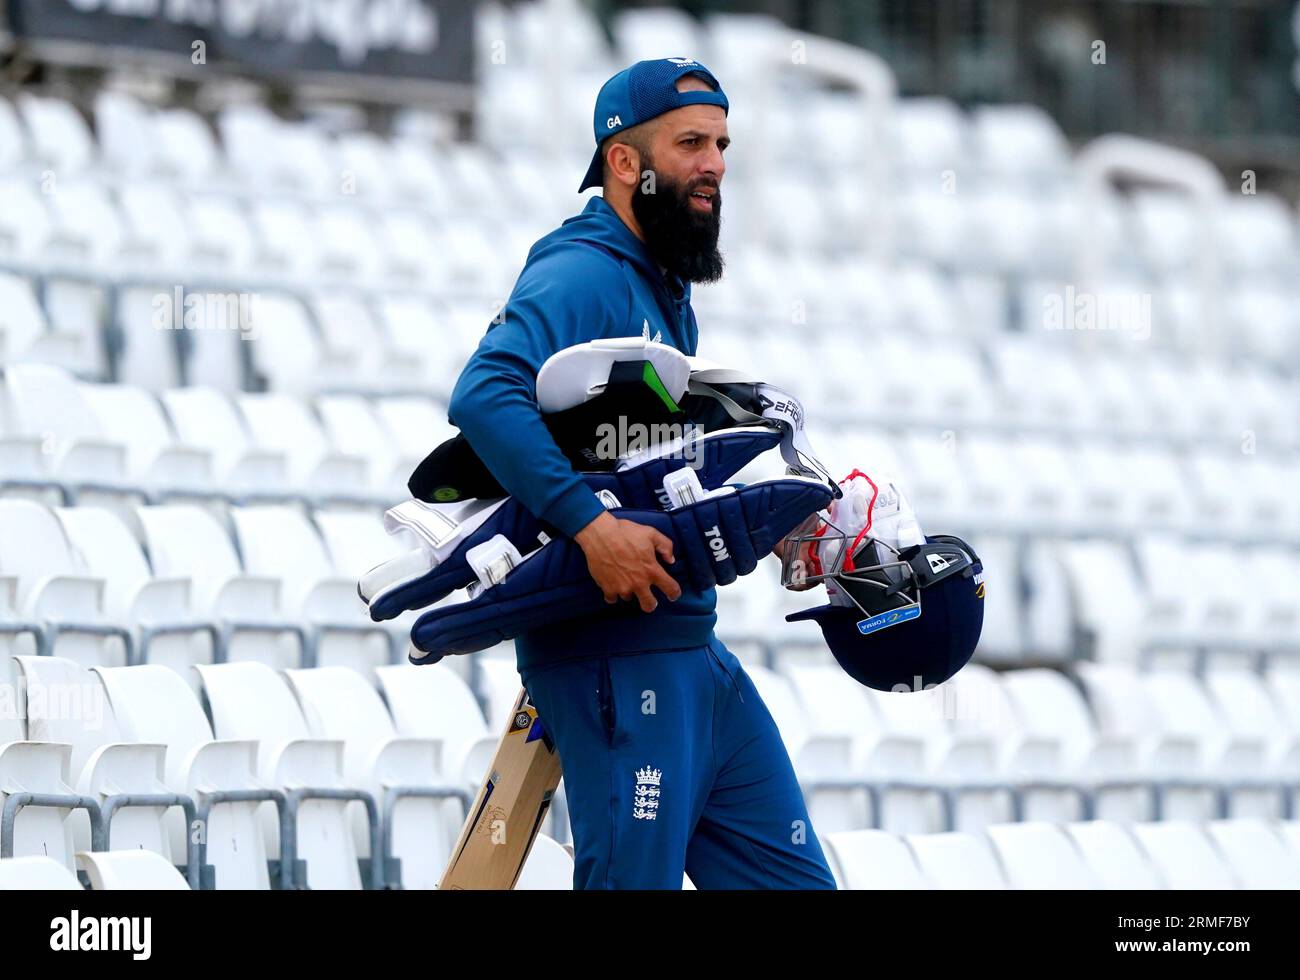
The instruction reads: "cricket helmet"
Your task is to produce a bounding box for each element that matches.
[781,472,984,692]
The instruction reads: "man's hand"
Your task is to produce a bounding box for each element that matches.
[574,511,682,613]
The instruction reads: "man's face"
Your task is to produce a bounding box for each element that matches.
[632,101,730,283]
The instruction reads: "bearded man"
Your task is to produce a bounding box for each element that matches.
[445,59,837,890]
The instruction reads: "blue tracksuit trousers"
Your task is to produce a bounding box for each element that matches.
[520,638,838,890]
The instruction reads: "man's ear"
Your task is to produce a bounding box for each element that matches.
[605,140,642,188]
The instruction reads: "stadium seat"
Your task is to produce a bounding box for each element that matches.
[228,505,394,674]
[95,663,280,889]
[781,663,940,834]
[0,272,83,371]
[984,822,1101,889]
[137,504,307,670]
[1078,663,1223,821]
[824,830,928,889]
[77,383,213,496]
[1130,821,1239,889]
[1204,819,1300,889]
[1065,821,1164,890]
[999,669,1149,821]
[0,856,84,890]
[195,661,378,889]
[78,849,190,890]
[17,655,191,875]
[0,364,134,503]
[904,831,1007,889]
[0,499,131,667]
[235,394,370,500]
[374,663,490,788]
[159,387,289,495]
[282,666,468,889]
[515,834,574,890]
[0,660,92,873]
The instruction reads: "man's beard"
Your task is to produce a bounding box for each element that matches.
[631,165,724,284]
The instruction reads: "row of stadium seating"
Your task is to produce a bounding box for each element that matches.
[3,818,1297,890]
[4,266,1298,400]
[1,648,1296,888]
[5,360,1297,517]
[0,86,1296,365]
[824,819,1300,889]
[1,482,1297,677]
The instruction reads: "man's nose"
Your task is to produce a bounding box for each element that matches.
[699,145,725,182]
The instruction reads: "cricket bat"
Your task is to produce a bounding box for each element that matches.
[439,686,563,889]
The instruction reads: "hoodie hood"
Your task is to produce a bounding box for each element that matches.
[530,195,687,301]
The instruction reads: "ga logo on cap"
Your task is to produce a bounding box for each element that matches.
[667,57,698,66]
[606,115,622,129]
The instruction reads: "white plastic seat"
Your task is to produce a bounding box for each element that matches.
[283,666,463,889]
[824,830,928,889]
[0,364,131,495]
[0,856,83,890]
[944,665,1085,824]
[78,849,190,890]
[1000,669,1147,820]
[17,94,95,174]
[984,822,1100,889]
[515,834,574,890]
[310,294,409,389]
[1205,819,1300,889]
[94,90,159,177]
[1078,663,1221,821]
[745,665,859,827]
[1130,821,1239,889]
[313,208,386,283]
[0,499,128,667]
[374,663,489,789]
[95,664,275,889]
[373,211,440,283]
[373,296,471,399]
[78,383,213,493]
[1065,821,1164,890]
[0,272,83,369]
[0,659,85,872]
[1203,668,1300,780]
[246,293,353,395]
[0,178,55,263]
[1056,540,1145,663]
[195,661,373,889]
[230,505,392,675]
[236,393,369,498]
[371,396,458,463]
[782,663,935,834]
[1141,671,1277,817]
[181,194,256,274]
[137,504,305,670]
[152,107,218,181]
[160,387,288,494]
[112,285,184,391]
[904,832,1007,889]
[116,186,193,273]
[55,506,215,679]
[42,180,131,273]
[315,396,411,498]
[16,656,182,860]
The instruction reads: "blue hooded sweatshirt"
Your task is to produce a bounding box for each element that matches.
[447,195,717,669]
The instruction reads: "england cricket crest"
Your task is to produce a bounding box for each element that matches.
[632,765,662,820]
